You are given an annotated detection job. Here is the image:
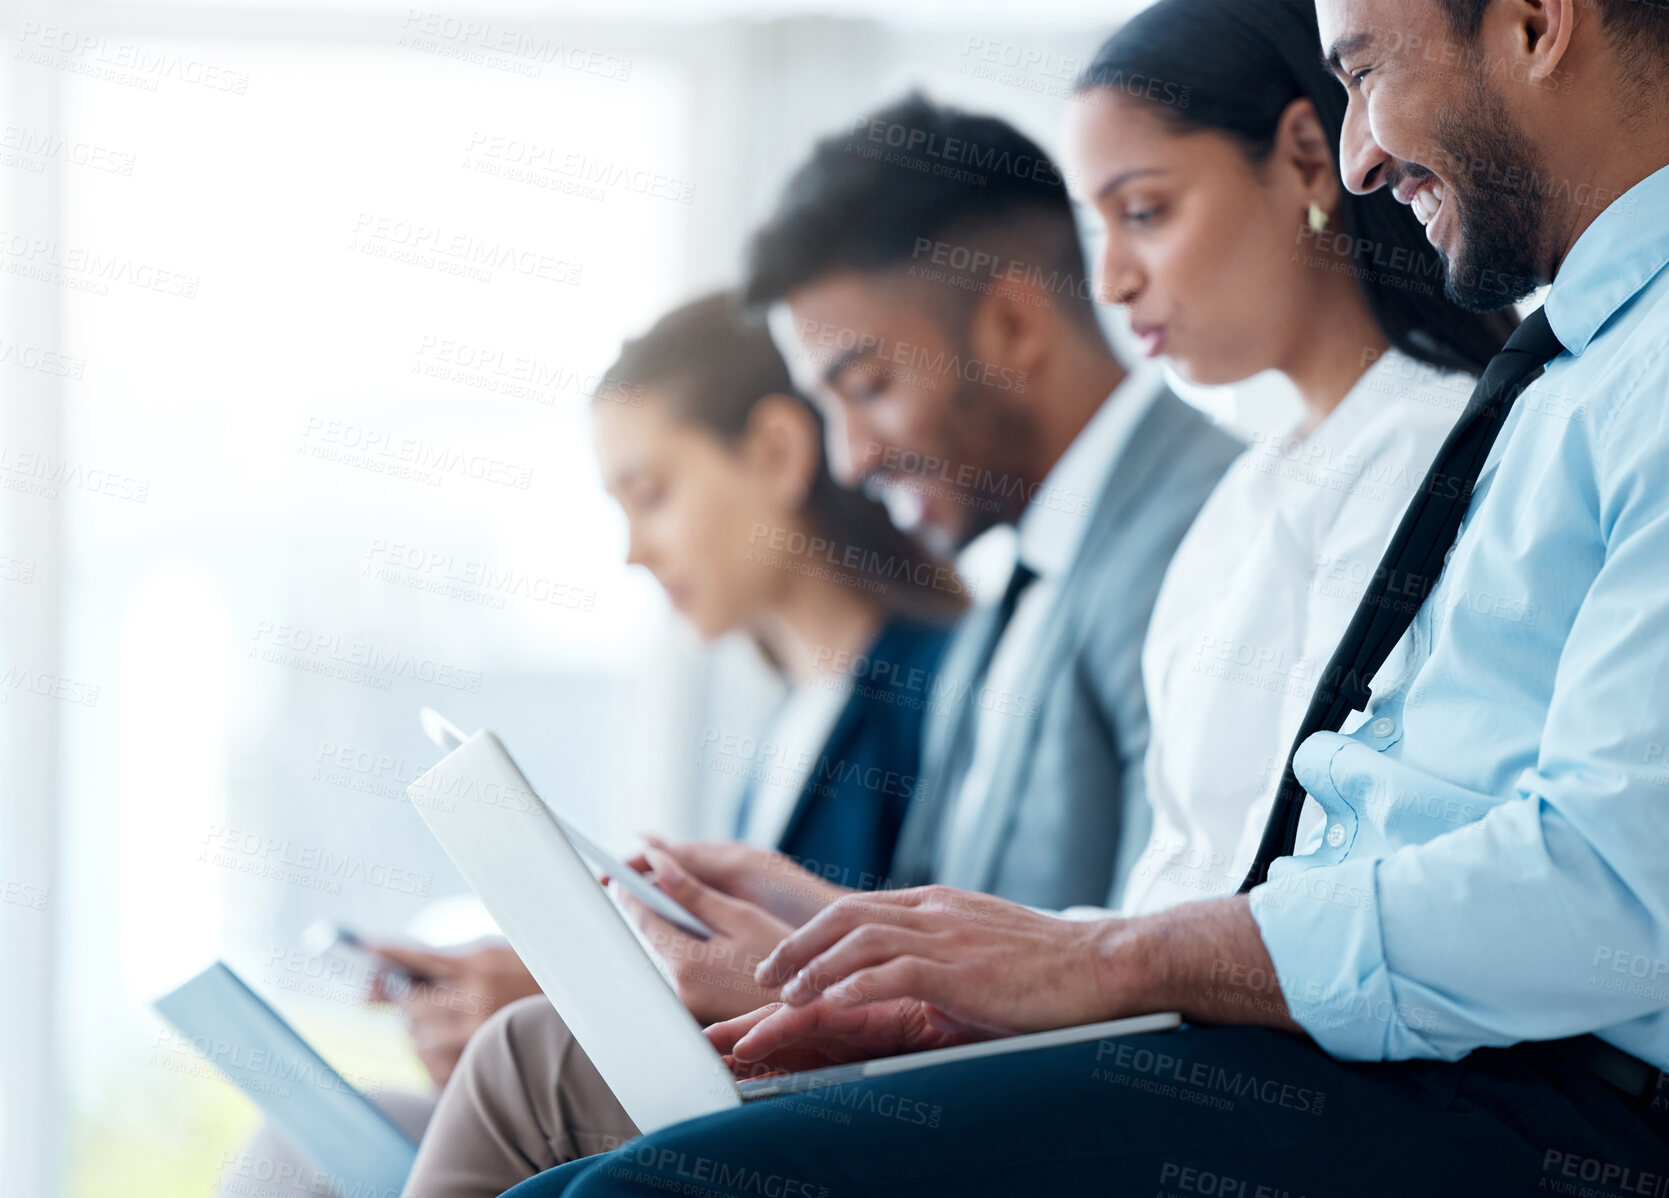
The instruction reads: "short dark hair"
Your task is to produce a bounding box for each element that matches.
[744,93,1098,328]
[1436,0,1669,68]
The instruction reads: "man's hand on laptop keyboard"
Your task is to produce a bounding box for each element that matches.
[625,837,852,928]
[620,847,799,1023]
[737,887,1300,1047]
[705,996,977,1077]
[750,886,1123,1038]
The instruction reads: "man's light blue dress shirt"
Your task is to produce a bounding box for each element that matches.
[1249,165,1669,1071]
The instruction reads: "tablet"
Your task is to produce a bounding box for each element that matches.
[418,708,713,940]
[154,962,417,1198]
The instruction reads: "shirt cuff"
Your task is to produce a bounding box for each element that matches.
[1056,905,1118,921]
[1248,855,1435,1061]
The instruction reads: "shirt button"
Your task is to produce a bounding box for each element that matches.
[1326,824,1348,849]
[1370,717,1396,738]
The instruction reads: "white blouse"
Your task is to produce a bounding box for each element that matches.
[1116,349,1476,917]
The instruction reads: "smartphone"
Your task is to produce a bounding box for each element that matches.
[303,920,422,1000]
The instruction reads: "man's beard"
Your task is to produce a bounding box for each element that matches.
[1428,85,1550,312]
[864,372,1032,556]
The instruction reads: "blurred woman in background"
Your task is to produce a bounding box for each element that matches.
[589,290,965,894]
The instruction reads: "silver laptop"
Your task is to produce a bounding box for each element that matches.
[407,721,1181,1134]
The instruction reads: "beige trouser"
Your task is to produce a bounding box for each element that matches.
[401,995,639,1198]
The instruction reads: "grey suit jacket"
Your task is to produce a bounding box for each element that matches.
[889,389,1243,909]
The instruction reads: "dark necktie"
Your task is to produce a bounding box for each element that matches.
[933,556,1040,807]
[930,556,1040,880]
[1239,308,1567,891]
[974,558,1040,684]
[889,557,1039,886]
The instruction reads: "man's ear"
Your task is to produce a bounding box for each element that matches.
[1496,0,1575,86]
[964,284,1051,388]
[741,394,821,508]
[1276,98,1342,222]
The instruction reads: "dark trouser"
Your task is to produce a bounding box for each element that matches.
[498,1026,1669,1198]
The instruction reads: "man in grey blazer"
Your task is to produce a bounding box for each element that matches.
[750,92,1241,910]
[886,386,1237,908]
[399,95,1239,1198]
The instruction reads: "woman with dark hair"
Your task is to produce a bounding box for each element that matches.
[1060,0,1519,915]
[591,291,964,890]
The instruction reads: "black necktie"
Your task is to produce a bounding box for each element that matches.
[1239,308,1567,891]
[976,558,1040,682]
[937,557,1039,801]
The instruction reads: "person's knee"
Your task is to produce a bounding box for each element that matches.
[451,993,575,1098]
[496,994,571,1059]
[444,994,559,1090]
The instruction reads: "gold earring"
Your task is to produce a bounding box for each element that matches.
[1308,202,1331,234]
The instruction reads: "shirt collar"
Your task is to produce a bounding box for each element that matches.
[1544,162,1669,357]
[1277,347,1468,454]
[1014,365,1163,580]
